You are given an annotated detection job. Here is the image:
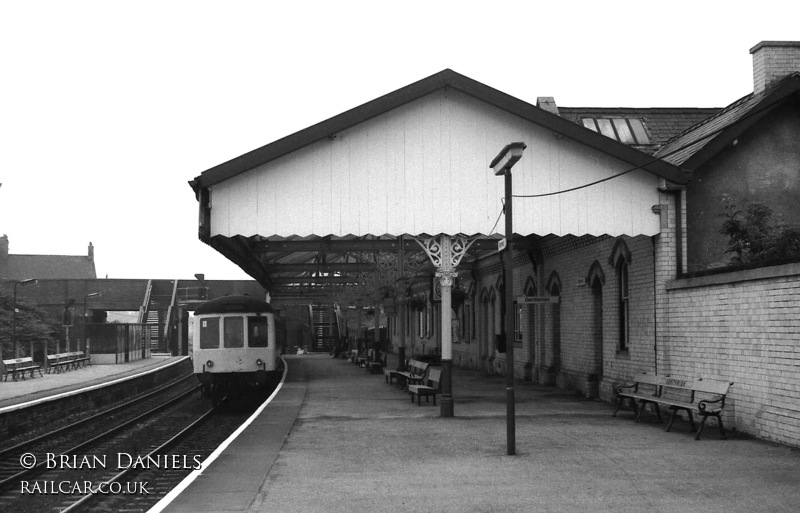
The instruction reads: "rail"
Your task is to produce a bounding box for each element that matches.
[138,279,153,324]
[162,279,180,350]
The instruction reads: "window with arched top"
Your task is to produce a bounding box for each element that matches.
[610,239,632,352]
[481,287,493,352]
[459,281,476,344]
[587,261,605,380]
[518,276,537,342]
[546,271,562,374]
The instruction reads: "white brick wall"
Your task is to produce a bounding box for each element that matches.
[664,263,800,446]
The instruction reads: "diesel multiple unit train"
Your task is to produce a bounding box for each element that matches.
[192,295,281,398]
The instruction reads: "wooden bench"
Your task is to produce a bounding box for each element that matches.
[392,360,430,390]
[615,373,734,440]
[71,351,91,368]
[363,352,385,374]
[354,349,383,372]
[384,359,408,385]
[613,373,665,418]
[2,357,43,381]
[46,353,76,373]
[408,368,442,406]
[354,349,373,367]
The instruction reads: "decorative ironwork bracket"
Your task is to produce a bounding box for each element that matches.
[413,234,477,272]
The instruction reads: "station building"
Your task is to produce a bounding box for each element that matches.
[190,42,800,447]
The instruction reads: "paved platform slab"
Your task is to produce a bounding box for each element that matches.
[158,354,800,513]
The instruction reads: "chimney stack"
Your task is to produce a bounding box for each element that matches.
[0,234,8,262]
[536,97,560,116]
[750,41,800,95]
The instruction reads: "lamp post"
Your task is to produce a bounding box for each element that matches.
[12,278,38,358]
[83,292,102,354]
[490,141,527,456]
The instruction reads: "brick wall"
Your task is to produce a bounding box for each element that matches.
[453,232,660,400]
[540,235,657,398]
[664,263,800,446]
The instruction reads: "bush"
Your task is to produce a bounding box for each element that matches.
[719,194,800,265]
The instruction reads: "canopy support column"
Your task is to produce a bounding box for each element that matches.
[414,235,476,417]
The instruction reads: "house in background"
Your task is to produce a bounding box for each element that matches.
[0,235,97,281]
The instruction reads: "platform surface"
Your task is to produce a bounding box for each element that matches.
[156,354,800,513]
[0,355,183,412]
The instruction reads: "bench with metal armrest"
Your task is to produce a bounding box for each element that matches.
[407,368,442,406]
[615,373,733,440]
[2,357,43,381]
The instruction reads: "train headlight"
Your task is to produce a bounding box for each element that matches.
[256,358,264,367]
[205,360,214,368]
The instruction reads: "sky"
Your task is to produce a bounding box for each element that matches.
[1,1,798,280]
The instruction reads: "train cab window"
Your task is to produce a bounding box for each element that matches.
[199,318,220,349]
[248,316,269,347]
[223,316,244,348]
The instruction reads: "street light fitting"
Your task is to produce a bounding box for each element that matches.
[17,278,38,286]
[490,141,527,456]
[490,142,527,175]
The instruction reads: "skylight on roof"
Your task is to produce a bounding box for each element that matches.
[581,118,651,145]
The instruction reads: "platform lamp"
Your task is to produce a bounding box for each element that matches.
[83,292,102,354]
[490,141,527,456]
[12,278,38,358]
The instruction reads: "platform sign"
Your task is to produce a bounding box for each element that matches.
[516,296,559,304]
[498,238,507,251]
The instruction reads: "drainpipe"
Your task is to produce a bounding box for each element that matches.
[654,181,686,376]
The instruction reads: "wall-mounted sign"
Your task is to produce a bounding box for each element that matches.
[516,296,560,304]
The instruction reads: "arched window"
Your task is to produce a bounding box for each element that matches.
[519,276,537,342]
[459,281,476,344]
[546,271,562,375]
[610,239,632,352]
[587,261,605,382]
[481,287,493,355]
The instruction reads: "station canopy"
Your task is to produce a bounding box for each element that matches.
[189,70,688,305]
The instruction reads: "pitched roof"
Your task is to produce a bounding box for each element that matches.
[655,73,800,169]
[559,107,722,155]
[191,69,690,190]
[1,254,97,280]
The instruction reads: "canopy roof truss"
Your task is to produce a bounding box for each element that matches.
[206,233,502,305]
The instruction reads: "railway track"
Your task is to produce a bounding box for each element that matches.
[1,377,277,513]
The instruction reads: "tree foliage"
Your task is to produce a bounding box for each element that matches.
[0,290,60,359]
[719,194,800,266]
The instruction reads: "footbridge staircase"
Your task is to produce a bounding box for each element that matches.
[307,304,344,353]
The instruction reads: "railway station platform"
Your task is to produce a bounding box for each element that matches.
[0,355,183,412]
[155,353,800,513]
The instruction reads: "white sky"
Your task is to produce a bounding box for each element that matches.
[1,1,798,280]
